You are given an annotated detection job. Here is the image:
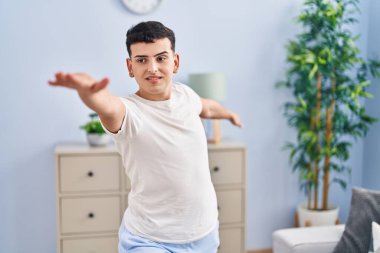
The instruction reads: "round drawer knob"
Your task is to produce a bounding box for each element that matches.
[87,171,94,177]
[88,212,95,218]
[213,166,220,172]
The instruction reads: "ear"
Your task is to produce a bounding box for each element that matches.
[126,58,134,77]
[173,53,180,74]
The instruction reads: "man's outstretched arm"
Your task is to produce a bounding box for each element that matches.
[200,98,243,128]
[48,72,125,133]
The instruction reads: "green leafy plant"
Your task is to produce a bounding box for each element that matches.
[80,113,105,134]
[279,0,380,211]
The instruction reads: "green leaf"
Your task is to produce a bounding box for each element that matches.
[359,92,373,98]
[308,64,318,80]
[80,113,106,134]
[298,97,307,109]
[331,178,347,190]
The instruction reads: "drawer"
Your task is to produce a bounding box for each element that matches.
[216,190,243,224]
[59,155,120,192]
[62,236,118,253]
[218,227,244,253]
[209,150,243,185]
[61,196,121,234]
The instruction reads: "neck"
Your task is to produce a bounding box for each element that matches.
[136,86,172,101]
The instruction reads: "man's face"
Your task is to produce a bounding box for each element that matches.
[127,38,179,101]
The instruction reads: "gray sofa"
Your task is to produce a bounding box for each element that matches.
[272,187,380,253]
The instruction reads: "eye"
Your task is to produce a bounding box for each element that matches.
[157,56,167,62]
[136,58,146,64]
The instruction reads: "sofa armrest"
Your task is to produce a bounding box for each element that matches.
[273,225,345,253]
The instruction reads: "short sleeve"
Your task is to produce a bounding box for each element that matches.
[182,84,202,115]
[99,97,141,140]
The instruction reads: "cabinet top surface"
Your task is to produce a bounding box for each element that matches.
[55,142,246,154]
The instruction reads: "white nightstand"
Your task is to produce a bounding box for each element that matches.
[55,143,246,253]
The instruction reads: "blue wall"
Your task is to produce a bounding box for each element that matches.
[363,0,380,190]
[0,0,376,252]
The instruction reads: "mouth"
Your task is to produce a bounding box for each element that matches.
[146,76,163,81]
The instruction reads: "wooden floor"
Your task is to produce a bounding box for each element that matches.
[247,249,272,253]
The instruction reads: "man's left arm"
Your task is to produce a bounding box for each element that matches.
[200,98,243,128]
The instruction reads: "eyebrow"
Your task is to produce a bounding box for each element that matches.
[134,51,169,58]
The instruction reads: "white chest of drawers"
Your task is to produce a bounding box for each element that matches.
[55,143,246,253]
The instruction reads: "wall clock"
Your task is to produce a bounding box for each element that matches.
[121,0,162,15]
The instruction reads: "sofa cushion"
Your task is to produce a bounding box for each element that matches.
[273,225,345,253]
[373,221,380,253]
[333,187,380,253]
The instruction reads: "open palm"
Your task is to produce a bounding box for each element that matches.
[48,72,109,94]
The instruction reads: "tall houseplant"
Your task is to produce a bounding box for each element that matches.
[280,0,380,218]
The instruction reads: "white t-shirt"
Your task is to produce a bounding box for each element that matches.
[102,83,218,243]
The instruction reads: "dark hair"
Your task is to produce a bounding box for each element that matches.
[126,21,176,57]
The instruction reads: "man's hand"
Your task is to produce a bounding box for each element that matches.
[200,98,243,128]
[48,72,109,94]
[48,71,125,133]
[229,112,243,128]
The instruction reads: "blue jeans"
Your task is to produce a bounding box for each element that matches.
[118,222,220,253]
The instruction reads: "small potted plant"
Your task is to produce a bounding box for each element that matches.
[80,113,110,146]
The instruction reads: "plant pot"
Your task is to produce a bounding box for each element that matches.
[86,133,110,147]
[297,203,339,227]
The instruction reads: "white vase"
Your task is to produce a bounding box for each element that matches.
[86,133,110,147]
[297,203,339,227]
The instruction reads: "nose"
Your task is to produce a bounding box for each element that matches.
[148,61,158,73]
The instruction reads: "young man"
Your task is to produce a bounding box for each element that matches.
[49,21,242,253]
